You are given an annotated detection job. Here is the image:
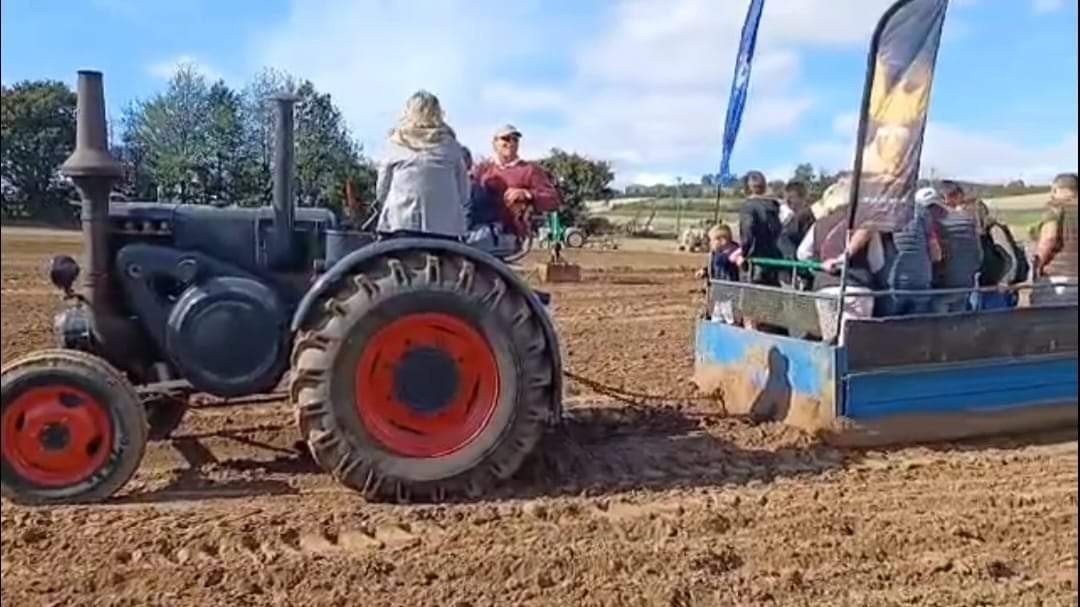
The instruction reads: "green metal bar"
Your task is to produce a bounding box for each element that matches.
[548,212,565,243]
[747,257,824,272]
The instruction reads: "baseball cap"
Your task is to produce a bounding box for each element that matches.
[494,124,522,139]
[915,186,947,210]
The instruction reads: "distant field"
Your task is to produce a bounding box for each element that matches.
[984,192,1053,210]
[595,192,1055,242]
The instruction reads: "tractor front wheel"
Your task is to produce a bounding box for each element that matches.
[1,349,147,505]
[290,250,556,501]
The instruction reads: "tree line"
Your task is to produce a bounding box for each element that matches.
[618,162,1051,202]
[117,66,375,216]
[1,64,615,229]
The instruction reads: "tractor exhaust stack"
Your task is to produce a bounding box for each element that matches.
[59,70,142,369]
[61,71,123,316]
[271,93,298,267]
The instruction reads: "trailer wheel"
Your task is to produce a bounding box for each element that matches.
[290,250,555,501]
[1,349,147,505]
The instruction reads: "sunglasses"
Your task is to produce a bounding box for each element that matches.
[497,135,520,142]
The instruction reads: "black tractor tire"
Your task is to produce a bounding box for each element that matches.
[290,250,556,502]
[1,349,147,505]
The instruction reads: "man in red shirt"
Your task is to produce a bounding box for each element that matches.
[472,125,560,237]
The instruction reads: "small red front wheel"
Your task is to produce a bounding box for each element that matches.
[1,350,147,505]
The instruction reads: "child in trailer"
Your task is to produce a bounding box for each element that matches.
[696,223,741,324]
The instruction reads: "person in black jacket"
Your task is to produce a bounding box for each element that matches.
[778,180,814,290]
[731,170,784,286]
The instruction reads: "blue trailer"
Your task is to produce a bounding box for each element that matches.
[696,0,1078,446]
[694,295,1077,446]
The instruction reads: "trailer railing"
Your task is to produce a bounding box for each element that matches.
[706,263,1078,344]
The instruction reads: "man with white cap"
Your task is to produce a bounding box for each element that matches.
[915,186,946,264]
[471,124,560,241]
[879,187,945,316]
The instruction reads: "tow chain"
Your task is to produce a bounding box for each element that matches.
[561,369,719,406]
[142,371,718,410]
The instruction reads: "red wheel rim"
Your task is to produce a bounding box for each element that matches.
[356,313,500,458]
[2,386,113,487]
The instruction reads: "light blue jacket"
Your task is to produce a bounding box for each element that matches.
[375,138,469,237]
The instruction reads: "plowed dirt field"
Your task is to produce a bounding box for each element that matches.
[2,227,1076,607]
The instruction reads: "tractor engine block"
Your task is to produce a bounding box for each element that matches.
[115,243,289,397]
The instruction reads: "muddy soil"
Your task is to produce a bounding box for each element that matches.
[1,228,1076,607]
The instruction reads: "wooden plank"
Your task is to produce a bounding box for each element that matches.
[845,306,1078,371]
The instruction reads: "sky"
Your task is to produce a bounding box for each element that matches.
[2,0,1077,187]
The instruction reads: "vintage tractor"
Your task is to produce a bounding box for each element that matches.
[0,71,563,505]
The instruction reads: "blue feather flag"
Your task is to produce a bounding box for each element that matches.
[718,0,765,187]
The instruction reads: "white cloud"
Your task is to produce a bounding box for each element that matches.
[807,112,1078,185]
[921,125,1078,184]
[479,84,566,113]
[247,0,1017,186]
[1032,0,1065,14]
[630,172,679,186]
[147,54,224,82]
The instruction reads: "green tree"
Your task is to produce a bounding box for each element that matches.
[293,80,375,214]
[238,67,298,206]
[0,80,78,222]
[811,167,839,199]
[118,64,375,218]
[537,148,615,226]
[792,163,816,186]
[203,81,247,204]
[239,69,375,216]
[122,65,213,203]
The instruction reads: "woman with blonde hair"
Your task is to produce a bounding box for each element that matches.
[374,90,470,238]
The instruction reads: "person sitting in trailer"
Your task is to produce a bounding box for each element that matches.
[778,180,812,254]
[777,179,805,225]
[1032,172,1079,305]
[797,178,883,290]
[471,124,561,248]
[940,180,989,232]
[796,178,879,339]
[879,188,944,316]
[778,179,815,290]
[728,170,786,332]
[927,185,984,313]
[936,180,1030,310]
[374,91,470,240]
[729,170,784,287]
[696,223,741,324]
[696,223,741,282]
[976,217,1028,309]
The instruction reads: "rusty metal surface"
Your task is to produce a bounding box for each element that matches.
[694,320,839,427]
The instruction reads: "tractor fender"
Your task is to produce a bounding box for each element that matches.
[291,237,563,421]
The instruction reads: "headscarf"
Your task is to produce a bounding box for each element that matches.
[810,177,852,220]
[388,90,457,151]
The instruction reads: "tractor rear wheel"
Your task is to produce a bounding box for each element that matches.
[1,349,147,505]
[290,250,556,501]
